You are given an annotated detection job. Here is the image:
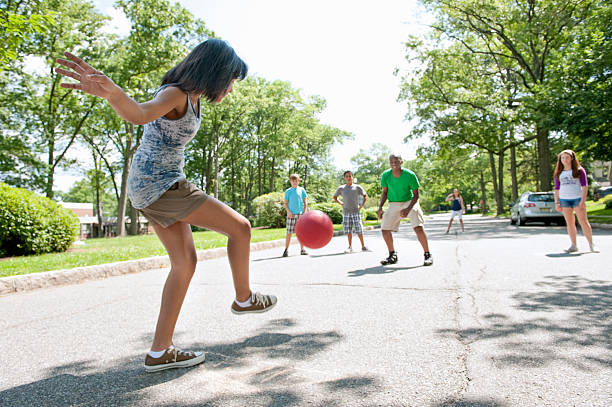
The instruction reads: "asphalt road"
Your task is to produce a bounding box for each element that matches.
[1,214,610,406]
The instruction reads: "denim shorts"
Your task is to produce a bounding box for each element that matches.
[559,198,581,208]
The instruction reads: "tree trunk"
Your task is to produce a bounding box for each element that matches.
[488,151,499,214]
[480,171,487,215]
[129,204,139,235]
[257,142,262,197]
[205,149,213,195]
[93,153,104,238]
[510,145,518,202]
[116,164,129,237]
[116,135,133,237]
[269,157,275,191]
[214,154,219,199]
[536,125,552,191]
[46,139,55,199]
[608,161,612,184]
[497,150,504,215]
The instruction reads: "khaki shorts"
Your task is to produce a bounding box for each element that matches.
[139,179,209,228]
[381,201,425,232]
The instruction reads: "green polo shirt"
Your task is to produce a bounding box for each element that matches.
[381,168,420,202]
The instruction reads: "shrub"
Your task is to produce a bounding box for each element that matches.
[0,183,80,257]
[310,202,343,224]
[252,192,287,228]
[606,199,612,210]
[365,208,378,220]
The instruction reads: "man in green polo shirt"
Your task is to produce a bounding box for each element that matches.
[377,153,433,266]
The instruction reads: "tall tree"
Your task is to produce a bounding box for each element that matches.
[538,0,611,163]
[418,0,596,190]
[86,0,212,235]
[18,0,107,198]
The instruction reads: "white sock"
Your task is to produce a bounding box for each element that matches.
[148,349,167,358]
[235,294,253,307]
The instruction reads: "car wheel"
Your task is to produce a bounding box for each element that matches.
[518,215,526,226]
[510,215,516,225]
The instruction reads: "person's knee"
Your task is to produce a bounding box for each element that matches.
[235,216,251,240]
[171,249,198,274]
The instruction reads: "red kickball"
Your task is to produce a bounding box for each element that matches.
[295,210,334,249]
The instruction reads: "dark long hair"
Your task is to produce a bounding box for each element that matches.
[554,149,581,180]
[162,39,248,102]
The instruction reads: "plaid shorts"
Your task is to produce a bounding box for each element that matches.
[342,212,363,234]
[286,214,302,234]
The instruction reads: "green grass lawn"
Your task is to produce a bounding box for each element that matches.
[586,199,612,224]
[0,221,382,278]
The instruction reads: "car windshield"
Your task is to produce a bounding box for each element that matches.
[528,194,554,202]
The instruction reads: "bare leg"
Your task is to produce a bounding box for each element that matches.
[459,218,465,232]
[446,218,453,233]
[562,207,577,246]
[574,205,593,245]
[357,233,365,247]
[347,233,353,248]
[285,233,291,251]
[414,226,430,253]
[150,221,198,351]
[382,229,395,252]
[182,197,252,302]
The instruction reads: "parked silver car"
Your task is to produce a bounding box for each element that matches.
[510,192,566,226]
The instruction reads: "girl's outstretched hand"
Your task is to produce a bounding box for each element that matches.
[55,52,118,99]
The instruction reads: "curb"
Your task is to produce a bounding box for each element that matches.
[0,225,383,296]
[591,222,612,230]
[0,239,285,296]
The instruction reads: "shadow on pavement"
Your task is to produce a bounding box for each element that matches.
[348,264,422,277]
[0,318,382,406]
[545,252,585,258]
[0,360,190,407]
[436,275,612,370]
[309,252,354,258]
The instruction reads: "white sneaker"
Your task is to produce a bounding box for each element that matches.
[344,247,353,254]
[564,245,578,253]
[590,243,600,253]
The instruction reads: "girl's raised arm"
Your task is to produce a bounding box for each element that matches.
[55,52,184,125]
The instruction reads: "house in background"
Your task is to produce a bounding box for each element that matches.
[59,202,101,239]
[59,202,149,238]
[591,160,611,186]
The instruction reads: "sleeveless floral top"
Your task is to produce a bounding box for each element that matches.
[127,84,201,209]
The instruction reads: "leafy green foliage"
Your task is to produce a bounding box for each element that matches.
[310,202,343,224]
[251,192,286,228]
[364,209,378,220]
[0,2,54,67]
[0,183,79,256]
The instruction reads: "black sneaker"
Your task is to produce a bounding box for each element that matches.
[424,252,433,266]
[282,250,288,257]
[381,252,398,265]
[300,248,308,255]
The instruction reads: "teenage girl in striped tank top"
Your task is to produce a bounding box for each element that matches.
[55,39,277,372]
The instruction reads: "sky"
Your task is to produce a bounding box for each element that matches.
[56,0,433,191]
